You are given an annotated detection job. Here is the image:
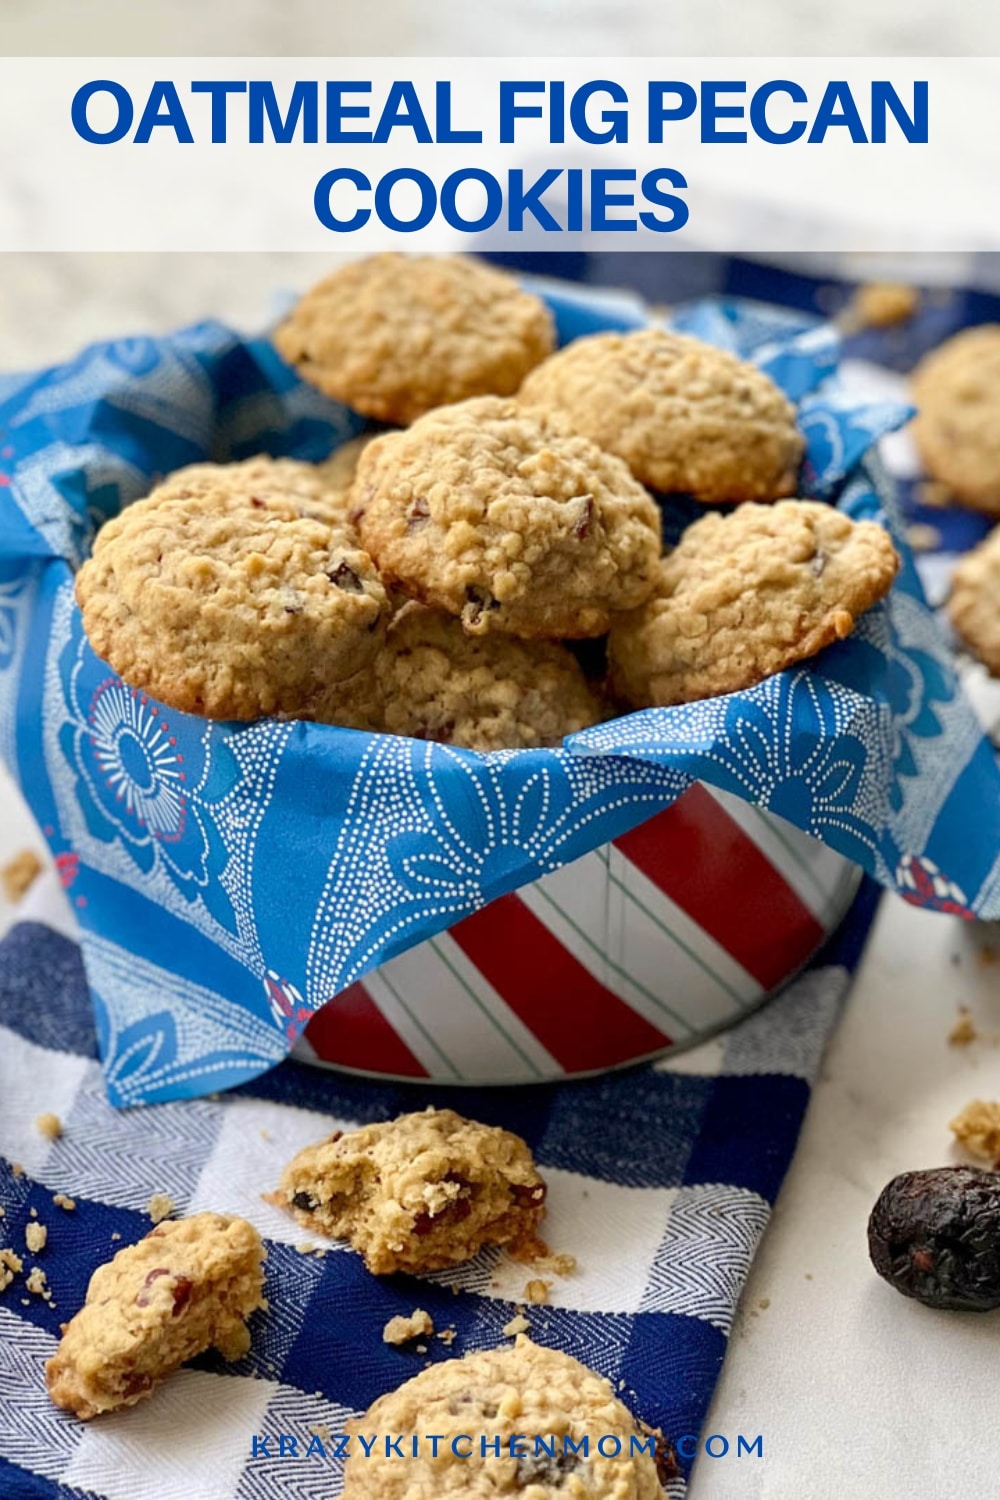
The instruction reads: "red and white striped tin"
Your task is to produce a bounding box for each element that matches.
[295,781,861,1084]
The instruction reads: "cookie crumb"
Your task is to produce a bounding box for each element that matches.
[950,1099,1000,1162]
[758,1296,771,1310]
[844,282,920,331]
[383,1309,435,1346]
[1,848,43,903]
[11,1163,24,1178]
[949,1008,978,1047]
[25,1267,48,1298]
[914,478,953,509]
[309,1423,331,1443]
[146,1193,176,1224]
[502,1312,531,1337]
[524,1278,551,1306]
[0,1248,23,1291]
[0,1206,4,1218]
[905,522,942,554]
[437,1327,457,1346]
[25,1222,47,1254]
[531,1250,577,1277]
[110,1232,121,1241]
[52,1194,76,1212]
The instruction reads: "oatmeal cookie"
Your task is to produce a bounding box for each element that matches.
[273,254,555,424]
[519,328,804,502]
[912,326,1000,513]
[342,1336,674,1498]
[353,397,662,639]
[313,434,379,530]
[45,1213,265,1419]
[608,500,899,708]
[949,526,1000,673]
[277,1107,546,1275]
[75,472,390,720]
[376,602,604,749]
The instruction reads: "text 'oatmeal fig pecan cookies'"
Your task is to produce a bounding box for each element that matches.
[276,1107,547,1275]
[911,325,1000,514]
[45,1213,265,1420]
[948,527,1000,675]
[75,466,391,722]
[518,328,805,503]
[609,500,900,709]
[342,1337,675,1499]
[273,253,556,425]
[352,396,663,639]
[375,602,605,750]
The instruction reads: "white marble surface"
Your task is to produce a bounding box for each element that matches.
[2,5,1000,1497]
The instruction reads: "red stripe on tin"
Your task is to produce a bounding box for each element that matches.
[304,983,429,1078]
[614,785,826,992]
[448,894,672,1073]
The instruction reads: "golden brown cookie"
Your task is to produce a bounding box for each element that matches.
[277,1107,546,1275]
[45,1213,265,1419]
[75,471,391,721]
[518,328,804,502]
[949,526,1000,673]
[609,500,899,708]
[312,434,380,531]
[342,1337,673,1498]
[353,397,662,639]
[911,326,1000,513]
[375,602,604,749]
[273,254,555,425]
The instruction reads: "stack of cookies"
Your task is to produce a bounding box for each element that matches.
[74,254,901,751]
[908,325,1000,676]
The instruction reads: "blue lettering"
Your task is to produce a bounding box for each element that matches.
[738,1434,764,1458]
[452,1436,473,1458]
[71,80,133,143]
[677,1434,699,1460]
[248,81,318,143]
[331,1435,350,1459]
[374,168,436,231]
[314,168,371,231]
[508,168,562,231]
[278,1435,298,1457]
[251,1436,272,1459]
[373,81,432,144]
[435,81,481,142]
[384,1436,404,1458]
[639,168,688,231]
[570,80,628,144]
[134,81,194,144]
[191,80,246,142]
[357,1434,377,1458]
[749,80,807,144]
[705,1434,730,1458]
[480,1436,503,1457]
[500,81,545,142]
[808,81,868,143]
[702,81,747,142]
[871,80,928,143]
[440,168,503,231]
[648,81,697,141]
[592,169,636,231]
[598,1435,623,1457]
[326,82,372,142]
[564,1436,590,1458]
[630,1434,657,1458]
[304,1435,326,1458]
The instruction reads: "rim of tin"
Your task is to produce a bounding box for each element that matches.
[294,861,864,1087]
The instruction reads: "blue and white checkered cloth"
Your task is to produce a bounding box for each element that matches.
[0,876,880,1500]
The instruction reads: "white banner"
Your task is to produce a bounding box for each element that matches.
[0,57,995,251]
